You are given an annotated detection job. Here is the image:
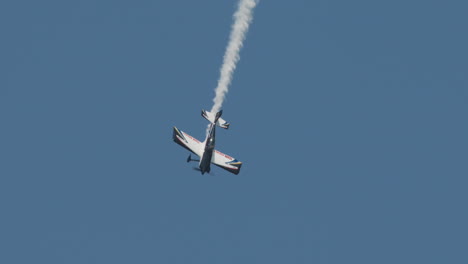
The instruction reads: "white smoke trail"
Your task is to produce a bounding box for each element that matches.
[210,0,258,113]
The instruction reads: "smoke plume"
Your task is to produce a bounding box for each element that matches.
[210,0,258,113]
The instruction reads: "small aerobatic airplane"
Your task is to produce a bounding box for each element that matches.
[173,110,242,175]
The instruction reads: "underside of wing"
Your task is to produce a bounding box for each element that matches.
[173,127,203,157]
[212,150,242,175]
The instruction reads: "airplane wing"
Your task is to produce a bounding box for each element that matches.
[173,127,203,157]
[212,149,242,175]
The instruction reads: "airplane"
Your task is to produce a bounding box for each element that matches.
[172,110,242,175]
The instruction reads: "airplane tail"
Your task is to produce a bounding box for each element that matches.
[215,110,223,123]
[201,110,230,129]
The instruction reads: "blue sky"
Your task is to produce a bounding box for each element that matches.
[1,0,467,263]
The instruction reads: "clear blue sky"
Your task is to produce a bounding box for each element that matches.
[1,0,467,263]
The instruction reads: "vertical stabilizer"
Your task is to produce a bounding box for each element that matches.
[214,110,223,123]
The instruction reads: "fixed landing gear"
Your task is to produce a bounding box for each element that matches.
[187,154,199,163]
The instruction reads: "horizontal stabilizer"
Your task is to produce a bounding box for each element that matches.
[201,110,230,129]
